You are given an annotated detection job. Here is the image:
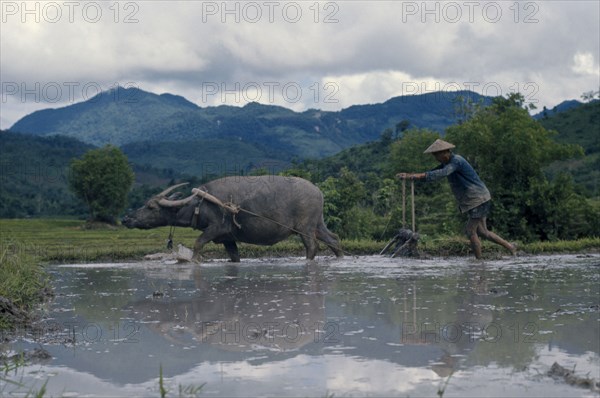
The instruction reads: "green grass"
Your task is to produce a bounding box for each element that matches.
[0,244,48,330]
[1,219,201,263]
[521,237,600,254]
[1,219,598,264]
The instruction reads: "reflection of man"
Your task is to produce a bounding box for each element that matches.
[430,354,457,378]
[432,265,495,377]
[397,139,516,259]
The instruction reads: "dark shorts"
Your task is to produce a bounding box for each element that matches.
[467,201,491,219]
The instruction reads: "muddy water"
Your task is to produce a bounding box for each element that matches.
[4,254,600,397]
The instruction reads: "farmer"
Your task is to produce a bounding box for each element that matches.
[397,139,516,259]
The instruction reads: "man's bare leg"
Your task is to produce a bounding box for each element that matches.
[477,218,517,255]
[466,218,483,259]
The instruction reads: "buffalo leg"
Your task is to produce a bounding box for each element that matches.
[223,241,241,262]
[300,232,318,260]
[192,227,222,262]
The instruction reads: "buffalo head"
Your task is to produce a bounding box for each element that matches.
[122,183,197,229]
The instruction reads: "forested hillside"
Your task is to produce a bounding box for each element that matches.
[122,139,291,178]
[296,100,599,187]
[0,131,183,218]
[539,100,599,196]
[0,132,92,217]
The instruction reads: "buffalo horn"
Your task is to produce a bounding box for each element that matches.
[157,182,189,198]
[156,182,196,207]
[158,194,198,208]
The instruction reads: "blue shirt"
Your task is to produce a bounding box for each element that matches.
[425,154,491,213]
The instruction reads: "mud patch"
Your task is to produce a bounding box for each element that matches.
[1,347,52,364]
[548,362,600,391]
[1,297,30,331]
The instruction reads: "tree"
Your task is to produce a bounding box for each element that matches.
[581,89,600,102]
[388,128,440,178]
[525,173,599,240]
[69,146,134,224]
[318,167,369,238]
[387,128,450,200]
[453,94,486,124]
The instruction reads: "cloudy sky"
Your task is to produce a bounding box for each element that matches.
[1,0,599,129]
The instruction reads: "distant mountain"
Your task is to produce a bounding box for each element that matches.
[10,87,200,146]
[533,99,585,120]
[10,88,490,162]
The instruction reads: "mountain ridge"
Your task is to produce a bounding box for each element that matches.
[10,88,590,176]
[10,87,489,154]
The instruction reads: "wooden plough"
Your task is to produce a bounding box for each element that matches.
[380,179,420,258]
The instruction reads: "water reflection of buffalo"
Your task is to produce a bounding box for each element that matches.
[131,266,327,353]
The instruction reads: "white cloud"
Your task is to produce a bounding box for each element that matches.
[572,52,599,76]
[317,70,440,109]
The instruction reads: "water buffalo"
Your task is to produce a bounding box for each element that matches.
[123,175,343,262]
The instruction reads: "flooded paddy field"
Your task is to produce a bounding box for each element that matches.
[3,254,599,397]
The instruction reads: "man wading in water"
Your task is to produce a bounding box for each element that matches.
[397,139,516,259]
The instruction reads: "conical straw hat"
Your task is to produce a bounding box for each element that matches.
[424,139,455,154]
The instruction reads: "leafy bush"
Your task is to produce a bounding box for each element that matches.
[69,146,134,224]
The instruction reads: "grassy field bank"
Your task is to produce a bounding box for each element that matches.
[1,219,599,264]
[0,247,48,330]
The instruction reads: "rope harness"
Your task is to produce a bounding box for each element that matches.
[191,195,205,229]
[192,188,242,229]
[167,225,175,250]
